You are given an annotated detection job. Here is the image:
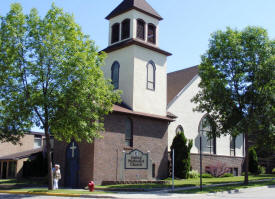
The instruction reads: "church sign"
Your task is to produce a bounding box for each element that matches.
[125,149,148,169]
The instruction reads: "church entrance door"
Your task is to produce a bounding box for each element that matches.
[65,141,79,187]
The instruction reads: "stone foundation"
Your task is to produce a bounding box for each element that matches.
[101,180,169,185]
[190,153,244,176]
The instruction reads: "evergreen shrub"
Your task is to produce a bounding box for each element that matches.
[170,131,193,179]
[248,147,259,174]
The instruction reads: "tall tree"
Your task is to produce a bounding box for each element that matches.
[192,27,274,184]
[0,4,120,189]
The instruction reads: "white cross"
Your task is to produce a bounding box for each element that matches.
[70,142,77,158]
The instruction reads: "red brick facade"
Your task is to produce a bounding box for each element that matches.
[190,153,244,176]
[54,112,169,187]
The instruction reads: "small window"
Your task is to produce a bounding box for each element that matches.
[176,125,184,134]
[152,163,156,178]
[111,61,120,89]
[2,162,7,179]
[137,19,145,40]
[230,136,236,156]
[121,19,130,40]
[233,168,238,176]
[125,118,133,147]
[147,61,156,90]
[148,24,156,44]
[8,161,16,178]
[34,135,42,149]
[111,23,120,43]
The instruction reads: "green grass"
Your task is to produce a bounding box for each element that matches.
[174,179,275,194]
[1,174,274,193]
[1,188,109,195]
[96,174,275,189]
[0,178,47,187]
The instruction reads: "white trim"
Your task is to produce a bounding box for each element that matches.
[167,74,199,109]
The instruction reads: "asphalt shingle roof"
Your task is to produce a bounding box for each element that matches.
[167,66,199,105]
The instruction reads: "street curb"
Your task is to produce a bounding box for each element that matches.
[0,190,81,197]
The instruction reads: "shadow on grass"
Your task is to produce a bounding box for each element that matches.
[174,180,275,194]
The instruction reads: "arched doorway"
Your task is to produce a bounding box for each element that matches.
[65,141,79,187]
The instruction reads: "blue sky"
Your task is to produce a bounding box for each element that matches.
[1,0,275,73]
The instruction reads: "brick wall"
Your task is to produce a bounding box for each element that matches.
[53,140,95,187]
[0,134,34,156]
[190,153,244,176]
[93,113,169,185]
[54,112,169,187]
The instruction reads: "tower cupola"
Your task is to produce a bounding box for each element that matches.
[105,0,165,47]
[102,0,171,116]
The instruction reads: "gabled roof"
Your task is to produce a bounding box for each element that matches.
[106,0,163,20]
[167,65,199,104]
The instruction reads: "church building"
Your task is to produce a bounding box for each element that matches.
[167,66,244,176]
[54,0,244,187]
[54,0,173,187]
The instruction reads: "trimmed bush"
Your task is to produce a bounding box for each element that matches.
[272,168,275,174]
[188,170,199,179]
[248,147,259,174]
[170,131,193,179]
[221,173,234,177]
[201,173,213,178]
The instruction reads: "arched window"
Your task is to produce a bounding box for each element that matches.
[176,125,184,134]
[147,61,156,90]
[148,23,156,44]
[125,118,133,147]
[121,19,130,40]
[111,23,120,43]
[111,61,120,89]
[199,115,216,154]
[137,19,145,40]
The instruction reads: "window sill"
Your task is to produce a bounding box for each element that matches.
[146,87,155,91]
[124,146,133,150]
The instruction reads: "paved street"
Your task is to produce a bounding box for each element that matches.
[1,185,275,199]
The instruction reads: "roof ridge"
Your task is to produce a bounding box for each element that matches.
[106,0,162,20]
[168,65,199,75]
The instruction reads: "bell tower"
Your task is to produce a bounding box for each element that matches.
[102,0,171,116]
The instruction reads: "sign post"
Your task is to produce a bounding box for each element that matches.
[172,149,175,191]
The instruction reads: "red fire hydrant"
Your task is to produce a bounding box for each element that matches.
[88,181,95,192]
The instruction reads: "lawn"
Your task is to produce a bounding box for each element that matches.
[175,179,275,194]
[0,178,47,187]
[0,188,108,195]
[96,174,275,189]
[1,174,274,192]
